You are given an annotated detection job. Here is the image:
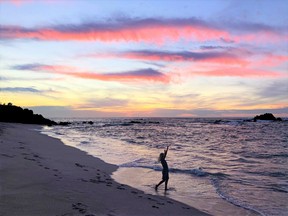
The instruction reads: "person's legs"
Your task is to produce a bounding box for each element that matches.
[165,179,169,190]
[155,180,165,190]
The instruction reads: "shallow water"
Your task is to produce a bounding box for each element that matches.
[42,118,288,216]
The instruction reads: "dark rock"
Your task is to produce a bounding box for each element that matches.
[58,121,71,126]
[128,120,160,124]
[82,121,94,125]
[148,121,160,124]
[253,113,282,121]
[214,120,222,124]
[129,120,142,124]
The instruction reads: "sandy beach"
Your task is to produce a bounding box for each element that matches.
[0,122,210,216]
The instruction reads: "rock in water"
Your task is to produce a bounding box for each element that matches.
[253,113,282,121]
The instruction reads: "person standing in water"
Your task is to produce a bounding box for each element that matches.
[155,145,170,191]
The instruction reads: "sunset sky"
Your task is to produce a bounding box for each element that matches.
[0,0,287,118]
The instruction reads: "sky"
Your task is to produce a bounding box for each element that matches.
[0,0,287,118]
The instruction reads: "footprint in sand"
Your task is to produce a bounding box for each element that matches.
[24,156,36,161]
[116,186,126,190]
[147,197,157,202]
[75,162,85,168]
[72,202,87,214]
[90,178,106,184]
[106,182,112,187]
[1,153,14,158]
[33,154,40,158]
[75,163,92,172]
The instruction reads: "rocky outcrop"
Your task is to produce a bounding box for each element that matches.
[253,113,282,121]
[0,103,57,125]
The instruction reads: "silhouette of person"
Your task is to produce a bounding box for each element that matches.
[155,145,170,191]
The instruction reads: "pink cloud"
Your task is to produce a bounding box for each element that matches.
[0,26,228,44]
[0,0,56,5]
[254,54,288,67]
[0,0,26,5]
[1,18,286,43]
[12,64,170,83]
[233,31,288,43]
[191,67,283,78]
[67,71,169,83]
[89,50,248,66]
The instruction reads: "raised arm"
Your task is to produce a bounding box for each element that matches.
[164,145,170,158]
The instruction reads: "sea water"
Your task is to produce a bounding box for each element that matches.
[42,118,288,216]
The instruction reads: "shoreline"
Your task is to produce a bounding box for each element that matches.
[41,120,261,216]
[0,122,209,216]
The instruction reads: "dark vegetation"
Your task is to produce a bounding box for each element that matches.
[0,103,57,125]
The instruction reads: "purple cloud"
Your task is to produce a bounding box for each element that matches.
[1,17,286,43]
[91,49,247,65]
[0,87,41,92]
[11,63,170,83]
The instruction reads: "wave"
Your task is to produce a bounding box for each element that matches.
[119,158,228,177]
[211,178,266,216]
[46,117,288,215]
[268,184,288,194]
[211,119,246,126]
[101,120,161,128]
[244,170,287,179]
[229,157,261,164]
[120,158,267,215]
[244,153,288,160]
[257,153,288,159]
[170,167,209,177]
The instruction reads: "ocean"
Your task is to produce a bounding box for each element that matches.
[41,118,288,216]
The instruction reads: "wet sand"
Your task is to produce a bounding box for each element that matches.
[0,123,210,216]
